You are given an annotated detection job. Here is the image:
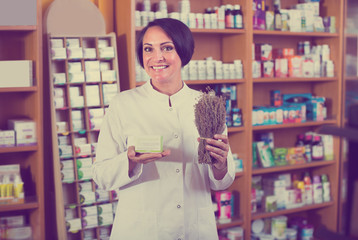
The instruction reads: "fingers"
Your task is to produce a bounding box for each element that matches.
[204,134,229,166]
[128,146,171,164]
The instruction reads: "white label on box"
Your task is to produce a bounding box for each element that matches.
[51,48,67,60]
[68,72,85,83]
[53,73,66,84]
[80,191,96,205]
[67,47,83,59]
[101,70,117,82]
[66,218,82,232]
[83,48,97,59]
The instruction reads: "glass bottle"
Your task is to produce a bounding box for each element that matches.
[311,135,324,161]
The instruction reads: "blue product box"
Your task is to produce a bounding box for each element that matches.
[282,93,312,106]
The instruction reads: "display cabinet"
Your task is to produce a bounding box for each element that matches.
[47,33,120,240]
[115,0,344,239]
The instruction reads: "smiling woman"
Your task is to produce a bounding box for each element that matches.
[92,18,236,240]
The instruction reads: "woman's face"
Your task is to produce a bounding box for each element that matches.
[142,26,182,85]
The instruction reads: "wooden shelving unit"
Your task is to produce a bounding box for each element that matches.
[114,0,344,239]
[0,0,44,239]
[47,34,120,240]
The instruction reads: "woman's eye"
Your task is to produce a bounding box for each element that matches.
[163,46,174,52]
[144,47,152,53]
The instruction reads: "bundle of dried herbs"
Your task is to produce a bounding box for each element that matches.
[194,89,226,164]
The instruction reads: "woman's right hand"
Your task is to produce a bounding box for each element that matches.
[127,146,171,175]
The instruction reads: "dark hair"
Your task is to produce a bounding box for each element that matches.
[136,18,195,68]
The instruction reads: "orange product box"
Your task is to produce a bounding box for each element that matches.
[288,56,303,77]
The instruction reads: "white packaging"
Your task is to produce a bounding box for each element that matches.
[79,182,93,193]
[85,61,100,71]
[81,206,97,217]
[53,73,66,84]
[85,71,101,82]
[229,63,236,79]
[98,213,114,226]
[82,215,98,229]
[70,96,85,108]
[66,38,80,48]
[71,110,83,121]
[67,47,83,59]
[99,47,115,59]
[0,130,15,147]
[204,13,211,29]
[98,39,110,48]
[101,70,117,82]
[97,203,113,215]
[196,13,204,29]
[50,39,64,48]
[89,118,103,130]
[66,218,82,232]
[0,60,33,87]
[68,62,82,73]
[6,226,32,240]
[76,157,92,169]
[96,190,110,203]
[68,72,85,83]
[288,9,302,32]
[51,48,67,60]
[86,85,100,106]
[8,119,36,146]
[54,97,65,109]
[72,120,84,132]
[74,137,87,146]
[205,58,215,80]
[61,168,75,182]
[188,60,198,80]
[80,191,96,205]
[197,60,206,80]
[83,48,97,59]
[128,135,163,153]
[56,122,68,133]
[60,159,74,170]
[76,144,92,156]
[215,61,223,79]
[59,145,73,158]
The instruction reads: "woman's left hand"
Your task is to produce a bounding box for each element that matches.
[201,134,229,170]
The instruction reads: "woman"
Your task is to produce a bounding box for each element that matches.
[93,18,235,240]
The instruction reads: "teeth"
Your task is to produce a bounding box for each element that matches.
[152,66,167,70]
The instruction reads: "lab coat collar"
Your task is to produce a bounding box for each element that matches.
[142,80,192,108]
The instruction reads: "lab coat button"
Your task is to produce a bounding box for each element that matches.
[176,169,180,173]
[174,134,179,138]
[177,204,181,208]
[169,107,173,111]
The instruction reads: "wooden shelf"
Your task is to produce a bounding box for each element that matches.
[136,26,245,35]
[253,77,338,83]
[0,145,38,154]
[0,86,38,93]
[252,119,337,131]
[228,126,245,133]
[254,30,339,37]
[217,217,244,230]
[251,201,334,220]
[0,198,39,212]
[0,25,37,31]
[252,160,335,175]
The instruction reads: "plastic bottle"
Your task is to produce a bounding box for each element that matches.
[225,4,234,28]
[274,4,282,31]
[233,4,243,29]
[296,134,305,147]
[311,135,324,161]
[313,175,323,204]
[143,0,151,12]
[303,172,313,205]
[321,174,331,202]
[304,134,313,162]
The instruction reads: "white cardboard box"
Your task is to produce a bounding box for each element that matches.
[0,61,33,88]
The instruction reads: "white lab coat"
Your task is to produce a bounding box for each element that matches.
[93,81,235,240]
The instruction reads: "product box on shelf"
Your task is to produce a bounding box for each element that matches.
[0,164,24,204]
[7,119,37,146]
[0,61,33,88]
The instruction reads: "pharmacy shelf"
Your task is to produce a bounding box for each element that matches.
[252,119,338,131]
[253,77,338,83]
[251,201,334,220]
[0,25,37,31]
[217,217,244,230]
[0,145,38,154]
[252,160,336,176]
[135,26,246,35]
[0,199,39,212]
[253,30,339,38]
[0,86,38,93]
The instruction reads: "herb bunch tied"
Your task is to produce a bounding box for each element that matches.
[194,89,226,164]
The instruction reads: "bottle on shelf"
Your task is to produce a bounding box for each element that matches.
[274,4,282,31]
[225,4,234,29]
[303,172,313,205]
[295,134,305,147]
[321,174,331,202]
[303,134,312,162]
[233,4,243,29]
[313,175,323,204]
[311,135,324,161]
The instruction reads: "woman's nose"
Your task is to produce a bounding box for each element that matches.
[153,49,164,61]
